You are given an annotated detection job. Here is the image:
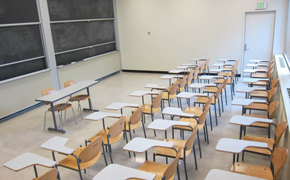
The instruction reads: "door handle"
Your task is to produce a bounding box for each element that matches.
[244,44,249,51]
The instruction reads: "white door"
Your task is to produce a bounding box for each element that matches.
[243,11,275,76]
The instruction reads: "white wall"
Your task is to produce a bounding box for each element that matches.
[116,0,288,72]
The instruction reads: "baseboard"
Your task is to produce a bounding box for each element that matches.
[122,69,168,74]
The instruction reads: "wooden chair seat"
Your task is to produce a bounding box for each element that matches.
[174,118,203,131]
[231,162,273,180]
[89,129,123,145]
[196,97,216,104]
[59,147,102,170]
[142,104,160,114]
[183,106,203,117]
[138,161,171,180]
[251,73,267,78]
[252,81,268,86]
[156,139,188,158]
[218,72,232,77]
[125,117,141,130]
[242,114,270,128]
[215,78,231,84]
[204,87,218,93]
[68,94,89,102]
[242,135,274,155]
[250,90,268,98]
[243,114,268,119]
[48,103,72,112]
[244,103,268,111]
[161,91,176,100]
[33,168,58,180]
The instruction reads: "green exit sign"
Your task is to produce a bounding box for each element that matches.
[256,2,267,10]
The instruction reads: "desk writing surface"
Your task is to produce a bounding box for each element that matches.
[105,102,139,110]
[199,75,223,80]
[177,92,207,98]
[41,136,74,154]
[129,91,159,97]
[160,75,183,79]
[123,137,174,153]
[235,87,266,93]
[243,78,269,83]
[93,164,155,180]
[148,119,190,131]
[162,107,194,117]
[35,80,98,102]
[4,153,56,171]
[144,84,167,89]
[189,83,216,89]
[231,98,267,106]
[205,169,266,180]
[249,59,269,63]
[85,112,122,121]
[216,138,268,153]
[229,115,273,126]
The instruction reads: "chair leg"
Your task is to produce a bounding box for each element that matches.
[151,113,156,137]
[78,101,84,120]
[218,100,221,117]
[225,87,228,105]
[58,112,64,128]
[108,144,113,164]
[141,117,147,138]
[44,111,48,130]
[71,107,77,124]
[214,104,218,126]
[205,122,209,144]
[197,130,202,158]
[230,84,233,100]
[193,145,198,170]
[209,108,213,131]
[220,94,224,112]
[203,126,206,142]
[184,154,188,180]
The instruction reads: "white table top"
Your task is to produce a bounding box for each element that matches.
[217,59,237,62]
[246,63,269,67]
[231,98,267,106]
[177,92,207,99]
[105,102,139,110]
[209,69,224,73]
[249,59,270,63]
[148,119,190,131]
[189,83,216,89]
[129,90,159,97]
[93,164,156,180]
[212,63,234,67]
[169,69,189,74]
[181,63,197,67]
[243,78,269,83]
[216,138,268,153]
[176,65,190,69]
[229,115,273,126]
[205,169,266,180]
[41,136,74,154]
[144,84,167,90]
[123,137,174,153]
[85,112,122,121]
[160,75,184,79]
[4,153,56,171]
[190,58,207,61]
[199,75,223,80]
[36,80,98,103]
[243,69,268,73]
[235,86,266,93]
[162,107,194,117]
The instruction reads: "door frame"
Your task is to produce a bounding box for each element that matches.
[241,10,276,77]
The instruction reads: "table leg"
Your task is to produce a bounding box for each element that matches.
[142,96,145,104]
[145,151,148,161]
[48,103,66,133]
[233,154,236,164]
[83,88,99,112]
[33,165,38,178]
[102,118,106,129]
[239,126,243,139]
[165,130,167,139]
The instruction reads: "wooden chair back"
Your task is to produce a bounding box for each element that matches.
[42,88,57,105]
[163,148,182,180]
[185,125,198,153]
[268,100,279,118]
[216,79,225,99]
[274,122,288,148]
[35,168,58,180]
[169,81,179,95]
[271,147,289,179]
[198,104,210,126]
[108,116,125,138]
[129,106,142,125]
[79,135,102,163]
[204,95,214,110]
[205,58,211,71]
[268,87,277,102]
[199,62,206,74]
[152,92,163,109]
[179,75,187,91]
[64,80,75,88]
[271,78,279,89]
[187,70,194,84]
[267,68,274,79]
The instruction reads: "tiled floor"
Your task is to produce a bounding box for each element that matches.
[0,72,271,180]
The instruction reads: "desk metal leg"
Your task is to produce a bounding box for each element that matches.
[48,103,66,133]
[102,118,106,130]
[83,88,99,112]
[233,154,236,164]
[33,165,38,178]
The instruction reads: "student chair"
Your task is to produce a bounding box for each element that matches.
[161,81,179,107]
[34,168,58,180]
[64,80,90,120]
[142,92,163,123]
[42,88,76,129]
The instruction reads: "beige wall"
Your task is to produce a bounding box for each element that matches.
[116,0,288,71]
[0,52,121,119]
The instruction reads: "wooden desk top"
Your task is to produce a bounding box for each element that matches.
[205,169,266,180]
[123,137,174,153]
[85,112,122,121]
[41,136,74,155]
[93,164,156,180]
[147,119,191,131]
[229,115,273,126]
[4,153,56,172]
[216,138,268,153]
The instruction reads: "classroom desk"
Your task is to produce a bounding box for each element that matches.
[209,68,230,73]
[92,164,156,180]
[123,137,174,160]
[85,112,122,129]
[148,119,191,138]
[105,102,139,114]
[249,59,270,63]
[144,84,167,90]
[243,69,268,73]
[199,75,224,83]
[231,98,267,114]
[129,90,159,104]
[162,107,195,120]
[229,115,273,139]
[217,59,237,62]
[176,65,190,70]
[4,152,56,178]
[176,92,207,108]
[188,83,216,93]
[35,80,98,133]
[235,86,266,98]
[169,69,190,74]
[205,169,266,180]
[212,63,234,68]
[190,58,207,65]
[41,136,74,161]
[160,75,183,85]
[216,138,268,164]
[246,63,269,68]
[181,63,197,67]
